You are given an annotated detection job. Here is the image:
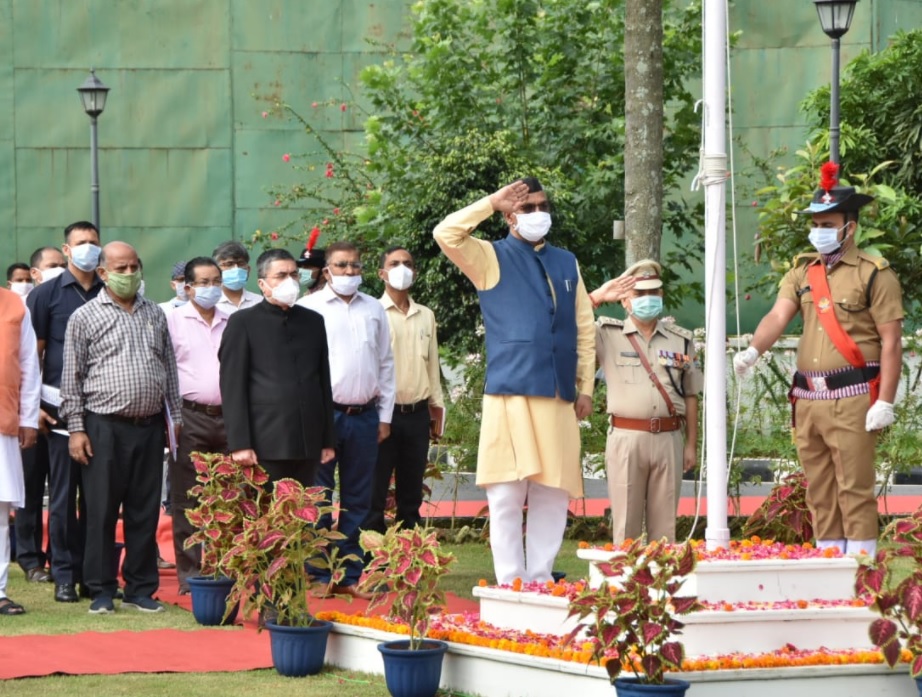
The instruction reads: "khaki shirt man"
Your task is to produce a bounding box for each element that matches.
[592,260,701,543]
[734,181,903,557]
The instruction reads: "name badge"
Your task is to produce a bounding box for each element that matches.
[620,351,639,358]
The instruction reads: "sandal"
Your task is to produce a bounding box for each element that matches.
[0,597,26,615]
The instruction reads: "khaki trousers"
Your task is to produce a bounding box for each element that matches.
[606,428,682,544]
[794,395,878,541]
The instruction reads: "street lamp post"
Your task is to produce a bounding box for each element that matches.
[813,0,858,166]
[77,69,110,231]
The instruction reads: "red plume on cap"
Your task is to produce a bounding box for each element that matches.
[307,226,321,254]
[819,161,839,202]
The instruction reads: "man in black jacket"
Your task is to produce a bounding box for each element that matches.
[218,249,335,485]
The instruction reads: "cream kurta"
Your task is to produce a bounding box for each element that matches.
[433,197,595,498]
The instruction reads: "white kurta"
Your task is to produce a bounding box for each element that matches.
[0,310,41,507]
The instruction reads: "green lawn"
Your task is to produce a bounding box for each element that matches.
[2,540,590,696]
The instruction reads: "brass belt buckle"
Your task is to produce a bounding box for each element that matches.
[650,417,661,433]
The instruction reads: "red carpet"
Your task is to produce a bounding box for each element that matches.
[0,515,478,680]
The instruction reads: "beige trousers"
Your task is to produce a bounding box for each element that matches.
[606,428,682,544]
[795,395,878,541]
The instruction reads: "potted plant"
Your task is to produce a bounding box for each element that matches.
[222,478,352,677]
[856,506,922,694]
[358,526,455,697]
[742,470,814,545]
[565,539,701,696]
[183,451,268,625]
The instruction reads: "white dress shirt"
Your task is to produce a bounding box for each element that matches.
[298,285,395,423]
[218,289,262,314]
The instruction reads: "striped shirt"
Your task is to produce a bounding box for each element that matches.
[60,290,182,432]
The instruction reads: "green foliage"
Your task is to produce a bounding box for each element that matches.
[257,0,706,359]
[802,30,922,198]
[358,526,455,650]
[565,539,700,685]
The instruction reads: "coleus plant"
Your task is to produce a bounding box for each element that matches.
[184,451,268,578]
[742,470,814,545]
[565,539,701,685]
[856,506,922,678]
[358,526,455,650]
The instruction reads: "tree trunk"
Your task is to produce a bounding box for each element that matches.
[623,0,665,266]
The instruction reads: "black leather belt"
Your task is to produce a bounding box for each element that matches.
[333,399,376,415]
[394,399,428,414]
[182,399,223,417]
[91,411,163,427]
[793,366,879,392]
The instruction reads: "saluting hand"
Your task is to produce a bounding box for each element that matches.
[589,276,636,309]
[488,181,530,214]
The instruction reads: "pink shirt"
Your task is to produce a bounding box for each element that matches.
[165,301,228,405]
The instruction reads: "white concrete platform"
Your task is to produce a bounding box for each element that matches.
[474,586,876,655]
[324,621,918,697]
[577,548,860,603]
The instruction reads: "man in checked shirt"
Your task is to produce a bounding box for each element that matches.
[60,241,182,615]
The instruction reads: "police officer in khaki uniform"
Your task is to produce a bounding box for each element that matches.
[734,177,903,558]
[591,260,702,543]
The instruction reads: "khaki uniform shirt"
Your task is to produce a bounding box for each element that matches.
[434,196,595,497]
[778,245,903,373]
[596,317,702,418]
[379,293,444,408]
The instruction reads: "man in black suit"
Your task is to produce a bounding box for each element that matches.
[218,249,335,485]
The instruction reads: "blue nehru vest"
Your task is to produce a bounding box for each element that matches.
[477,234,579,402]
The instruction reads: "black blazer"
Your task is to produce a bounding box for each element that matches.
[219,300,335,460]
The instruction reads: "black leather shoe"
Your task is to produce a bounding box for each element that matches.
[25,567,52,583]
[55,583,79,603]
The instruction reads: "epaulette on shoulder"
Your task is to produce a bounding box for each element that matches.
[596,316,624,329]
[663,322,693,340]
[793,252,820,267]
[857,249,890,270]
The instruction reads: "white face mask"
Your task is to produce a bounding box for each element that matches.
[386,264,414,291]
[808,224,847,255]
[328,273,362,297]
[269,277,300,307]
[38,266,66,284]
[9,282,33,299]
[172,281,188,302]
[515,211,552,242]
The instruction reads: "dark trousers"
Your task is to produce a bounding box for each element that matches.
[366,406,430,533]
[260,459,319,488]
[171,406,228,589]
[83,412,164,600]
[314,408,379,586]
[15,433,50,572]
[46,432,86,585]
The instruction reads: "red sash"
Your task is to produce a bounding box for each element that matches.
[805,262,879,405]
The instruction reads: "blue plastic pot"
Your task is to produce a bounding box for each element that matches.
[188,576,238,626]
[378,639,448,697]
[266,619,332,677]
[614,678,691,697]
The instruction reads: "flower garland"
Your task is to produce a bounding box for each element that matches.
[317,609,909,673]
[578,537,844,562]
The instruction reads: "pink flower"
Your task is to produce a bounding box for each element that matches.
[322,219,328,225]
[325,170,334,178]
[261,111,268,119]
[751,201,758,207]
[282,153,291,162]
[312,101,318,108]
[333,207,340,215]
[274,199,281,207]
[270,232,279,241]
[340,103,347,111]
[745,294,751,300]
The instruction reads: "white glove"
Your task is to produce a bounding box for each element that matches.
[733,347,760,378]
[866,400,895,432]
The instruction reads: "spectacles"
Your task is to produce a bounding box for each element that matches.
[268,271,300,281]
[328,261,364,271]
[518,202,550,214]
[189,280,223,288]
[217,260,247,270]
